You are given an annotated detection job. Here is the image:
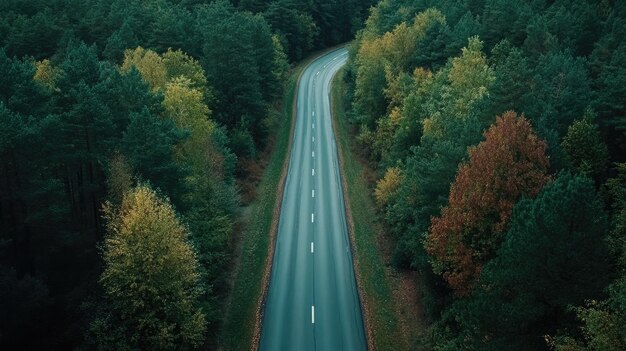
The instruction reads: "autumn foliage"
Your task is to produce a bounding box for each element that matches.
[426,111,549,294]
[375,167,403,209]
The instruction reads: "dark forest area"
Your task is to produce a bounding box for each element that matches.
[345,0,626,349]
[0,0,375,349]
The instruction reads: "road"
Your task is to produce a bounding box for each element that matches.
[259,48,367,351]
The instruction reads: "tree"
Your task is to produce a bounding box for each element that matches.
[162,49,211,101]
[3,9,63,60]
[121,108,188,209]
[550,165,626,351]
[522,14,560,58]
[527,51,592,137]
[105,153,134,206]
[93,185,206,350]
[263,0,318,61]
[561,112,609,182]
[593,40,626,157]
[480,45,532,121]
[471,173,610,349]
[480,0,532,48]
[33,59,61,91]
[375,166,403,209]
[194,1,270,149]
[447,11,481,55]
[121,47,167,91]
[353,8,447,131]
[103,20,139,63]
[271,34,289,85]
[420,36,495,140]
[427,111,549,294]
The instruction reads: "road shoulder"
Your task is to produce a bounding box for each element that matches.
[331,67,422,350]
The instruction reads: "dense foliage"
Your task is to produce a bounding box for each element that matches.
[427,112,550,295]
[92,185,207,350]
[346,0,626,349]
[0,0,372,349]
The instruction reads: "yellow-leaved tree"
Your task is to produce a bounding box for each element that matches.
[119,47,236,319]
[92,185,206,350]
[33,59,61,91]
[375,167,404,209]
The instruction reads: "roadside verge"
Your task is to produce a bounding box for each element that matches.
[220,58,302,351]
[330,68,405,350]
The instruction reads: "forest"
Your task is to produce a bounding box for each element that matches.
[0,0,375,349]
[3,0,626,350]
[345,0,626,350]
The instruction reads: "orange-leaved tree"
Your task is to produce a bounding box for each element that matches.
[426,111,549,295]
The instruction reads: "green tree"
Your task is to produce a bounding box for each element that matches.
[480,0,532,48]
[103,20,139,63]
[550,164,626,351]
[524,51,591,138]
[121,108,188,208]
[450,173,610,350]
[447,10,481,55]
[480,44,532,120]
[263,0,318,61]
[593,40,626,156]
[522,14,560,58]
[3,9,63,59]
[420,36,495,140]
[561,112,609,182]
[194,1,270,149]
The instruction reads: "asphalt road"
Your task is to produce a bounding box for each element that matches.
[259,48,367,351]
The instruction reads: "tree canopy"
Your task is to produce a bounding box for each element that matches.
[345,0,626,348]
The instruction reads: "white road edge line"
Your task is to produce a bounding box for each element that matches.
[312,305,315,324]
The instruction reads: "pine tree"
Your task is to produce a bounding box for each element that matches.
[561,112,609,182]
[473,173,610,349]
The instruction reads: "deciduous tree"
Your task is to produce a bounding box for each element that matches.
[427,111,549,294]
[94,185,206,350]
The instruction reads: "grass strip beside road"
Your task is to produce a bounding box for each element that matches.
[220,66,301,351]
[331,69,403,351]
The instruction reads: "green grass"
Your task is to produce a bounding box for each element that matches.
[331,69,403,351]
[220,67,301,350]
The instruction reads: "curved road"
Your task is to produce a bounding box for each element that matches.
[259,48,366,350]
